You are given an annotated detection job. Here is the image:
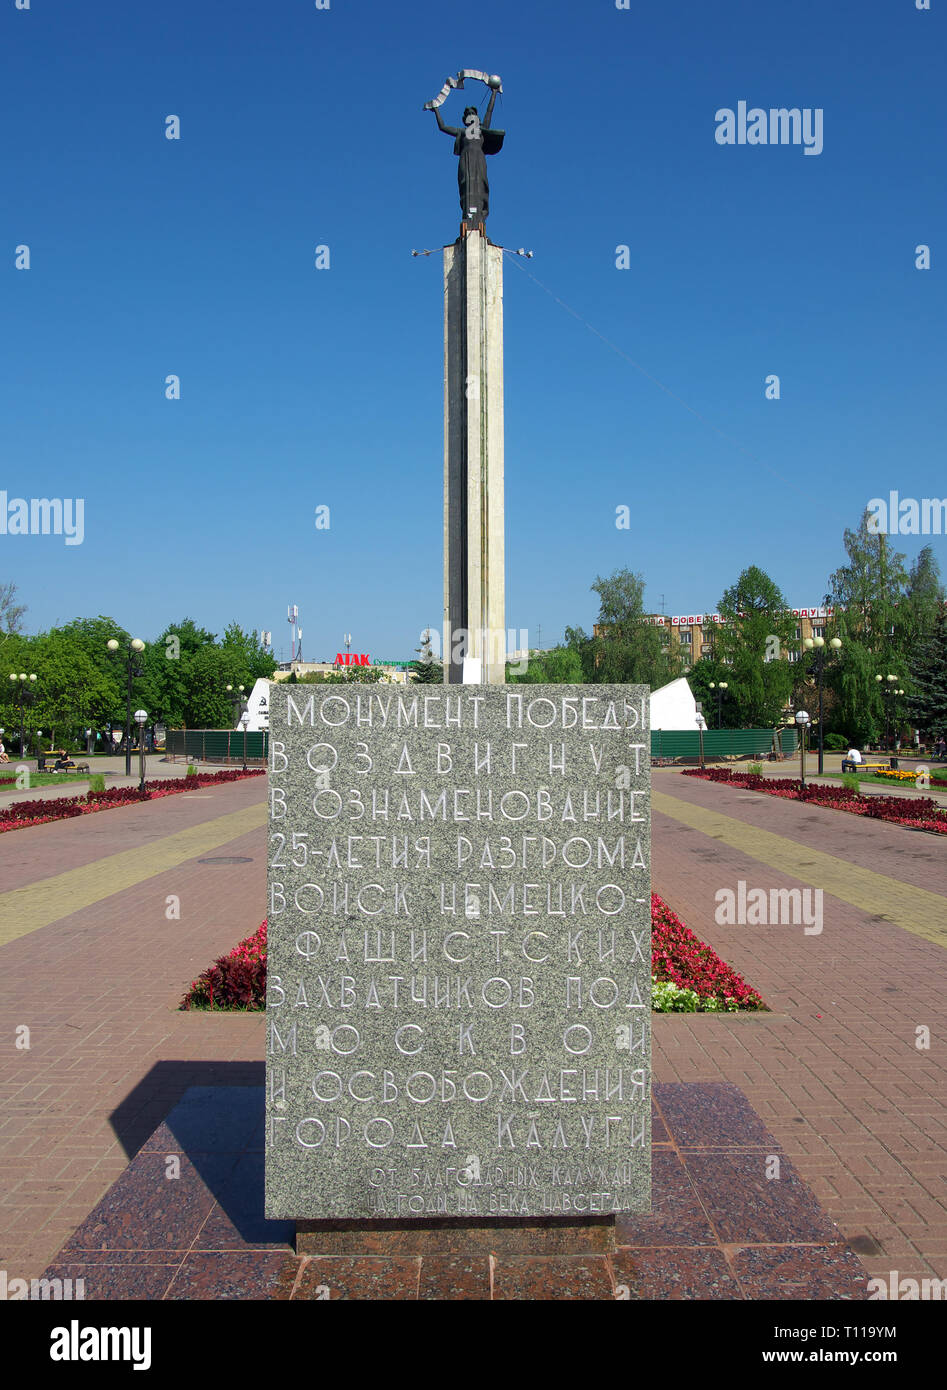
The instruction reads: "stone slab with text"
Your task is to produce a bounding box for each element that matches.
[264,682,651,1220]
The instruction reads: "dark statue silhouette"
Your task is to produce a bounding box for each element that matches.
[425,72,505,230]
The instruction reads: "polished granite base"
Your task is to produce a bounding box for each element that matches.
[42,1083,870,1300]
[296,1216,616,1256]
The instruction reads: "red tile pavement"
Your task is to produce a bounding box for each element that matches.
[1,766,946,1290]
[651,768,947,1284]
[0,778,268,1277]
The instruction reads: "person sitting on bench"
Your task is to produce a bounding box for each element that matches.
[841,746,863,774]
[53,750,76,770]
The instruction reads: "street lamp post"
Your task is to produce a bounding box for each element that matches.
[134,709,148,792]
[107,638,145,776]
[875,674,905,755]
[225,684,247,723]
[708,680,728,729]
[239,713,250,771]
[8,672,37,759]
[795,708,811,787]
[696,703,706,770]
[803,635,842,775]
[225,684,248,764]
[893,686,905,752]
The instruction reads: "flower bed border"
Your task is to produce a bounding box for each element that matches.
[0,769,265,834]
[684,767,947,835]
[180,896,766,1015]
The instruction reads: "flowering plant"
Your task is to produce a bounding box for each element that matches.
[0,768,264,834]
[684,768,947,834]
[181,903,765,1013]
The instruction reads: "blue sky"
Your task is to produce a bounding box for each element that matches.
[3,0,944,663]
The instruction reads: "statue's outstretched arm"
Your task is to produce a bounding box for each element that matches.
[433,106,462,137]
[482,90,498,129]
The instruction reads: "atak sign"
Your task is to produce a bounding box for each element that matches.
[335,653,371,666]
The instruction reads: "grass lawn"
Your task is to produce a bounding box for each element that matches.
[812,770,947,792]
[0,771,93,788]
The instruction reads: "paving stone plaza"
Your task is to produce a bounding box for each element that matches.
[2,758,945,1301]
[4,5,944,1350]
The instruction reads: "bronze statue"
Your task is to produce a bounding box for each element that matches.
[425,71,505,229]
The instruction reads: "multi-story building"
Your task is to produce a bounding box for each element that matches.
[272,660,410,685]
[594,606,833,673]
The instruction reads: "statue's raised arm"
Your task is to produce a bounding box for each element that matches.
[431,104,462,138]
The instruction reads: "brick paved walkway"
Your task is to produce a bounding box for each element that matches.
[0,778,268,1279]
[40,1083,869,1300]
[652,769,947,1285]
[1,767,945,1291]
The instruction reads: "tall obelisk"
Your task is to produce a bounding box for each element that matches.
[426,71,506,684]
[443,229,505,683]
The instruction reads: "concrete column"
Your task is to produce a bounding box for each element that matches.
[443,231,505,684]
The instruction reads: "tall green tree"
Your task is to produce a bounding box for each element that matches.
[0,581,26,636]
[51,617,132,733]
[410,630,443,684]
[145,618,217,726]
[687,657,741,729]
[903,546,945,643]
[34,630,115,748]
[714,567,795,726]
[508,645,585,684]
[906,612,947,739]
[182,644,247,726]
[588,569,679,687]
[563,625,596,682]
[221,622,278,684]
[827,514,909,745]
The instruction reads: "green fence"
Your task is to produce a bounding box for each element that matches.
[166,729,269,764]
[167,726,792,766]
[651,728,796,760]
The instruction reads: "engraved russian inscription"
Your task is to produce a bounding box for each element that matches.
[264,684,651,1219]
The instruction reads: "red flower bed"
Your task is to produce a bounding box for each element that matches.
[684,768,947,834]
[0,769,264,833]
[181,920,268,1010]
[180,900,765,1012]
[651,894,765,1009]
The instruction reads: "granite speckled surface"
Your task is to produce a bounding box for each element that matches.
[42,1083,871,1300]
[264,684,652,1220]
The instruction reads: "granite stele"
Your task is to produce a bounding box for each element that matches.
[264,682,651,1221]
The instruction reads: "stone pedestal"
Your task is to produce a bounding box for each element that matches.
[263,684,651,1224]
[295,1217,616,1257]
[443,230,505,684]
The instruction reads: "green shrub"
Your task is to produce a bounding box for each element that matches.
[651,979,701,1012]
[746,761,763,776]
[841,772,860,793]
[186,764,198,777]
[824,733,848,752]
[88,774,105,793]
